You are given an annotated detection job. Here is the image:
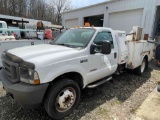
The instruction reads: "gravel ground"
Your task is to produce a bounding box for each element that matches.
[0,60,160,120]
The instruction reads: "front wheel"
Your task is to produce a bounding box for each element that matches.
[44,79,81,119]
[135,58,147,76]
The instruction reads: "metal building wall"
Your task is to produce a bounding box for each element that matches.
[62,3,107,27]
[63,0,158,38]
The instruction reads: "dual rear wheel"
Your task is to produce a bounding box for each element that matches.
[135,58,147,75]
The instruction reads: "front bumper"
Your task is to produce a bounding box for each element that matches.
[0,70,49,108]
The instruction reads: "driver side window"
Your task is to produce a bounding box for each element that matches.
[94,31,114,48]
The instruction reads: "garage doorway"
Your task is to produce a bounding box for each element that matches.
[84,14,104,27]
[153,6,160,42]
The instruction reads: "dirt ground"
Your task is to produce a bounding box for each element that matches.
[0,60,160,120]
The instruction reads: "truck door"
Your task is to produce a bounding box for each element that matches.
[87,30,118,85]
[93,30,118,77]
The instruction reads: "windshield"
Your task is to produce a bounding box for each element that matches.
[52,28,95,48]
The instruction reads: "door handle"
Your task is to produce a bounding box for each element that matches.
[114,52,117,59]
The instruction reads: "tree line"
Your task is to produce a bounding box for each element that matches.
[0,0,71,25]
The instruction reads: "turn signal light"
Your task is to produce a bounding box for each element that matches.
[34,79,40,85]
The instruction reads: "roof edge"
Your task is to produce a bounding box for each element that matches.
[63,0,119,14]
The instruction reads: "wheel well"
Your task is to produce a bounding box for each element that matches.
[51,72,84,89]
[144,55,148,68]
[144,55,148,61]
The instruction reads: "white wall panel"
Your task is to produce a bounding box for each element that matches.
[65,18,78,28]
[108,9,143,33]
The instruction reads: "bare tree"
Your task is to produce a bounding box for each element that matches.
[51,0,71,24]
[0,0,71,24]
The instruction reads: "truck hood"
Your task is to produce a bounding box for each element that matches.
[7,44,82,68]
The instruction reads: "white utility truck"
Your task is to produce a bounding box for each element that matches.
[0,27,154,119]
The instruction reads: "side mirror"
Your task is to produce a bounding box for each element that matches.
[90,40,111,54]
[101,41,111,54]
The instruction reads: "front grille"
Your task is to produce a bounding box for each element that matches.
[2,53,20,83]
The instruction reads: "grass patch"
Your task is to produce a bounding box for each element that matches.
[111,99,122,106]
[97,107,109,116]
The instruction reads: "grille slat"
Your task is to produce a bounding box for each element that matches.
[4,72,12,81]
[2,61,10,70]
[4,68,11,76]
[2,53,20,83]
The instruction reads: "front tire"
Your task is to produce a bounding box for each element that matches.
[135,58,147,76]
[44,79,81,119]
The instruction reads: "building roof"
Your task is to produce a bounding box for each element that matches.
[0,14,29,23]
[0,14,51,25]
[63,0,119,14]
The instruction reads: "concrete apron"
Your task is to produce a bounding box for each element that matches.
[136,87,160,120]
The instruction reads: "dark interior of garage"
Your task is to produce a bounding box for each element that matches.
[153,6,160,42]
[84,14,104,27]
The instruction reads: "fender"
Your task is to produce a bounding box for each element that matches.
[37,63,86,85]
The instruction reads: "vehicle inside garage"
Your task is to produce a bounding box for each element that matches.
[84,14,104,27]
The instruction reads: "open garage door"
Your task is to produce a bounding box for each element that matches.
[108,9,143,33]
[65,18,78,28]
[84,14,104,27]
[153,6,160,43]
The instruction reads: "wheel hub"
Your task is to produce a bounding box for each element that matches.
[56,88,76,112]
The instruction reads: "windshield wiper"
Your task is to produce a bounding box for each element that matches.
[56,43,73,48]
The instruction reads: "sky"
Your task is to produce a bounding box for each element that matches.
[71,0,108,9]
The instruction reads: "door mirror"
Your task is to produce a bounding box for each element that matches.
[101,41,111,54]
[90,40,111,54]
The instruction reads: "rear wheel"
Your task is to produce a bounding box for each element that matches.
[44,79,81,119]
[135,58,147,76]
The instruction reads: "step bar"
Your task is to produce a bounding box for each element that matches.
[87,76,112,88]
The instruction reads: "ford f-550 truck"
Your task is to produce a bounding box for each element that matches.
[0,27,154,119]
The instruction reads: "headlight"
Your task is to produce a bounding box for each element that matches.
[19,67,40,85]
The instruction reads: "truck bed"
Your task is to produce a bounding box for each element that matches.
[126,40,154,69]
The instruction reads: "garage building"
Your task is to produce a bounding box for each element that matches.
[62,0,160,40]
